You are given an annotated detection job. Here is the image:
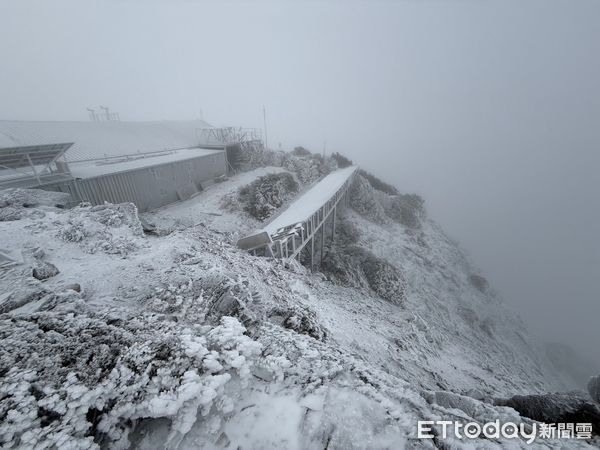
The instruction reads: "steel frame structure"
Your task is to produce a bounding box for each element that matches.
[0,143,73,188]
[196,127,262,147]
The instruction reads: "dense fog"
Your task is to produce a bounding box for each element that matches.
[1,0,598,366]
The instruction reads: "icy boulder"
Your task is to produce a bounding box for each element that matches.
[589,375,600,404]
[32,261,60,280]
[495,393,600,435]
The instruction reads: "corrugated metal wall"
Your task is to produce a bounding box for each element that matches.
[43,152,226,212]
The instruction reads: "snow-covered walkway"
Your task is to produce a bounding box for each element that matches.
[263,166,357,234]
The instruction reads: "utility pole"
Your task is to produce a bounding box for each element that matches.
[263,106,268,150]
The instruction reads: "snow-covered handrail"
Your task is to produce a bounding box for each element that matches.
[237,166,357,268]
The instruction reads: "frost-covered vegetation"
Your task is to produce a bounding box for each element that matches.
[357,169,399,196]
[320,216,406,304]
[0,307,263,449]
[57,203,144,256]
[223,146,339,222]
[1,165,598,449]
[350,172,426,229]
[330,152,353,169]
[348,174,389,224]
[231,144,335,185]
[237,173,299,221]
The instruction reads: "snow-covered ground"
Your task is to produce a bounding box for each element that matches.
[144,166,289,239]
[0,165,598,449]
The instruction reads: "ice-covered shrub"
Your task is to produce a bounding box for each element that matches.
[320,247,363,286]
[238,173,299,221]
[349,175,388,224]
[331,152,353,168]
[382,194,425,229]
[86,204,143,232]
[358,248,406,304]
[308,153,335,178]
[322,245,405,304]
[231,145,287,172]
[335,215,361,247]
[219,191,241,213]
[257,146,333,183]
[356,169,398,195]
[281,155,322,184]
[291,146,312,157]
[232,144,336,184]
[56,203,144,256]
[142,273,269,328]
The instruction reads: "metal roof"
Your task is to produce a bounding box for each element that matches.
[0,120,214,163]
[0,143,73,169]
[69,148,223,178]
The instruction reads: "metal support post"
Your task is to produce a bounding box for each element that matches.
[310,237,315,272]
[332,206,336,242]
[320,223,325,264]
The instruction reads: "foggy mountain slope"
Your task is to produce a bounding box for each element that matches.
[544,342,600,391]
[0,158,597,449]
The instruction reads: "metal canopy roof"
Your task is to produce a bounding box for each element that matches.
[0,143,73,169]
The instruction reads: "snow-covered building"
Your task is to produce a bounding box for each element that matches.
[0,120,257,212]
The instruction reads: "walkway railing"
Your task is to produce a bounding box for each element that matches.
[237,166,357,269]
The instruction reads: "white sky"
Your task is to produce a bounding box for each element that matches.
[1,0,599,364]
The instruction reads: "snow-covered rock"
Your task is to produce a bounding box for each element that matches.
[1,165,598,449]
[495,393,600,436]
[32,261,60,280]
